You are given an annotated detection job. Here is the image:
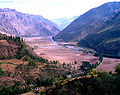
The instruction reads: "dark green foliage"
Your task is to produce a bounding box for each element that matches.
[80,61,100,75]
[74,61,77,64]
[0,85,30,95]
[49,60,59,64]
[0,56,5,60]
[66,71,71,75]
[49,71,120,95]
[0,68,4,77]
[0,63,4,77]
[28,61,36,67]
[36,78,53,87]
[80,61,92,75]
[115,64,120,74]
[50,65,57,68]
[99,55,103,62]
[94,52,120,59]
[26,78,34,85]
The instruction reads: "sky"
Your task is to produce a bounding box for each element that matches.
[0,0,120,19]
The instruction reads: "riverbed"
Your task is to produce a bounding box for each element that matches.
[24,36,120,72]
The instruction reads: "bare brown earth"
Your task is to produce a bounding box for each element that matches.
[24,36,120,72]
[24,36,99,64]
[20,91,36,95]
[0,59,45,73]
[0,59,28,72]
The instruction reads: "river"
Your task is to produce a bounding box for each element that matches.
[51,37,83,52]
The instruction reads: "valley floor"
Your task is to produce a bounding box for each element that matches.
[24,36,120,72]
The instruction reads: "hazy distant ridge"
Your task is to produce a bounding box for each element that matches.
[51,16,79,30]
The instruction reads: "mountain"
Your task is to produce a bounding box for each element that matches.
[0,8,60,37]
[0,33,19,58]
[0,33,39,59]
[78,9,120,55]
[51,16,78,30]
[53,2,120,42]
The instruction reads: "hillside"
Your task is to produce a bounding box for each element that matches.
[0,33,22,59]
[0,8,60,37]
[48,69,120,95]
[78,9,120,56]
[0,33,105,95]
[0,33,47,61]
[51,16,78,30]
[53,2,120,42]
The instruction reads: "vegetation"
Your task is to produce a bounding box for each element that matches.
[48,64,120,95]
[0,83,30,95]
[94,52,120,59]
[36,78,53,87]
[0,33,47,63]
[0,33,119,95]
[115,64,120,74]
[28,61,37,67]
[78,11,120,56]
[0,63,4,77]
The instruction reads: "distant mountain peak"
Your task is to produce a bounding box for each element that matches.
[51,16,79,30]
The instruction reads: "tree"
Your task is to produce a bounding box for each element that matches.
[115,64,120,74]
[80,61,92,75]
[74,61,77,64]
[99,55,103,63]
[28,61,36,67]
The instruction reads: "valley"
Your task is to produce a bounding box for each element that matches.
[0,1,120,95]
[24,36,120,72]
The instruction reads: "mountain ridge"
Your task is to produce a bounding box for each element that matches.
[78,9,120,55]
[54,2,120,42]
[0,8,60,37]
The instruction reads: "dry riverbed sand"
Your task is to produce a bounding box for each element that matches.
[24,36,120,72]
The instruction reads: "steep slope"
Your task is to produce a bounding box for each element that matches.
[0,33,21,58]
[0,8,60,37]
[0,33,44,61]
[48,71,120,95]
[78,9,120,55]
[51,16,78,30]
[54,2,120,42]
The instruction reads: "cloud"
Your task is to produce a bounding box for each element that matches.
[0,0,14,3]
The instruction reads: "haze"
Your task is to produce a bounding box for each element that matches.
[0,0,120,19]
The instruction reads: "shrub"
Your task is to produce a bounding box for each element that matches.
[28,61,36,67]
[115,64,120,74]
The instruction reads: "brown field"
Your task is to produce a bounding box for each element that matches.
[0,59,28,72]
[24,36,120,72]
[20,91,36,95]
[0,59,45,72]
[24,36,99,64]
